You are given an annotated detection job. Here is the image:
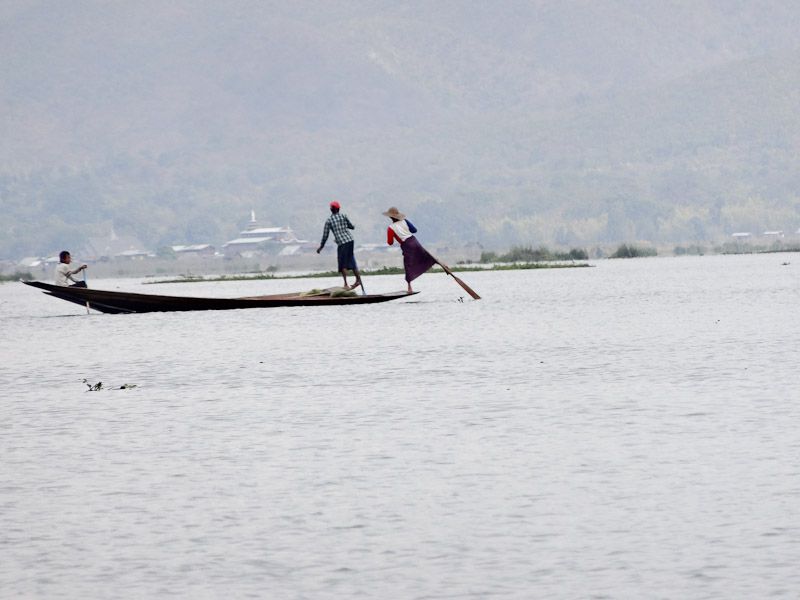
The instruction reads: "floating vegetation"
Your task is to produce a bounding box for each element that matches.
[82,379,137,391]
[716,242,800,255]
[674,245,707,256]
[148,260,588,285]
[609,244,657,258]
[151,269,386,284]
[83,379,103,391]
[480,246,589,263]
[470,262,590,271]
[0,271,34,283]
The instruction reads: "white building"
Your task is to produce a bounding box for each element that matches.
[171,244,216,257]
[222,211,310,257]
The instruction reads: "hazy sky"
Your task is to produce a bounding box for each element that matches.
[3,1,800,257]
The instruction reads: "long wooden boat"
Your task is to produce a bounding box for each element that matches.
[22,280,415,314]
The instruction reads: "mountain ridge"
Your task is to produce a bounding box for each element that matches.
[2,1,800,256]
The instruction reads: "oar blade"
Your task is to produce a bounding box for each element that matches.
[432,257,480,300]
[451,273,481,300]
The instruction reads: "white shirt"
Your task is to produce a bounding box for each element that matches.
[55,263,77,286]
[389,220,415,242]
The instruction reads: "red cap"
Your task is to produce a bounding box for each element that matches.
[330,201,340,209]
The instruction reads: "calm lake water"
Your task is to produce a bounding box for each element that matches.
[1,254,799,599]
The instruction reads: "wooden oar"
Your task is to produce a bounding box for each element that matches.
[431,257,480,300]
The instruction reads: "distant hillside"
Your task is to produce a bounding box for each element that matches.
[2,1,800,257]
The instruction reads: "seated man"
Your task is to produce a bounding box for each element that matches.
[55,250,88,287]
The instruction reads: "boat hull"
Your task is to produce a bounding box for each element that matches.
[22,281,415,314]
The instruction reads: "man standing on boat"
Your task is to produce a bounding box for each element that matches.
[54,250,88,287]
[316,201,364,293]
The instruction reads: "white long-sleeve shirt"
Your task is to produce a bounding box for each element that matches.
[387,219,417,244]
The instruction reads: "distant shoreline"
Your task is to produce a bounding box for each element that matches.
[145,262,592,284]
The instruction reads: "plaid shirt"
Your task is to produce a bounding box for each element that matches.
[320,212,355,247]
